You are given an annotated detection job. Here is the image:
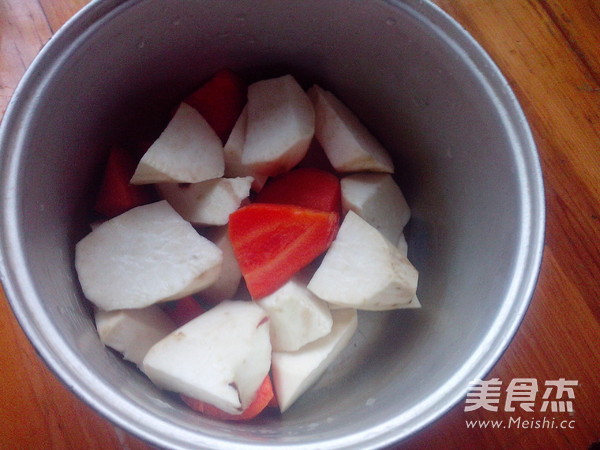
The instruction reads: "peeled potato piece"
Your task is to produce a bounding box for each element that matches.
[341,173,410,244]
[308,211,418,310]
[258,277,333,352]
[200,226,243,304]
[223,106,268,191]
[95,305,176,367]
[143,300,271,415]
[157,176,253,226]
[75,200,223,311]
[242,75,315,177]
[309,85,394,173]
[271,308,357,412]
[130,103,224,184]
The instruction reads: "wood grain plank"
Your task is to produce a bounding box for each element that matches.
[434,1,600,193]
[434,0,600,325]
[538,0,600,84]
[0,0,52,116]
[492,248,600,444]
[37,0,90,32]
[0,293,149,448]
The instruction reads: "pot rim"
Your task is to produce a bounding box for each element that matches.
[0,0,545,448]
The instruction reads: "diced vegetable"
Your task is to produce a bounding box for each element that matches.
[341,173,410,244]
[271,308,357,412]
[200,226,243,304]
[395,234,421,312]
[307,211,418,310]
[309,85,394,173]
[185,69,247,143]
[79,70,421,422]
[228,204,339,299]
[75,200,223,311]
[257,277,333,352]
[130,103,224,184]
[223,106,268,191]
[397,231,408,256]
[157,176,252,226]
[403,295,422,309]
[95,305,176,367]
[143,300,271,415]
[181,375,274,421]
[256,168,341,214]
[242,75,315,177]
[94,146,154,217]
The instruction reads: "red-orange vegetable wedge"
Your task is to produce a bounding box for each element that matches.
[181,375,274,421]
[255,167,341,214]
[185,68,247,143]
[162,296,205,327]
[229,204,339,299]
[94,146,154,218]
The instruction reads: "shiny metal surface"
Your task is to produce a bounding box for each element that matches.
[0,0,544,448]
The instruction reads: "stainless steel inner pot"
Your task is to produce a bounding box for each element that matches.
[0,0,544,448]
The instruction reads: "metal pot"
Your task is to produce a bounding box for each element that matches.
[0,1,544,448]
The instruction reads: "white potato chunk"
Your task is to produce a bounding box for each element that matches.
[271,308,357,413]
[131,103,224,184]
[309,85,394,173]
[307,211,418,310]
[75,201,223,311]
[257,277,333,352]
[95,305,176,367]
[143,300,271,415]
[223,106,268,191]
[157,176,252,226]
[395,233,422,309]
[341,173,410,244]
[397,231,408,257]
[200,226,243,303]
[402,295,422,309]
[242,75,315,176]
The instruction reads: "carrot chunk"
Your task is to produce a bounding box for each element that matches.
[228,204,339,299]
[185,69,247,143]
[256,167,341,214]
[181,375,274,421]
[94,146,154,217]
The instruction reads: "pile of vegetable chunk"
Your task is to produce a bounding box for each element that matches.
[75,69,420,420]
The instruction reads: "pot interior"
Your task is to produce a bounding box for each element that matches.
[1,0,542,447]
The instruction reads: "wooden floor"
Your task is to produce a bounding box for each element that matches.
[1,1,598,448]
